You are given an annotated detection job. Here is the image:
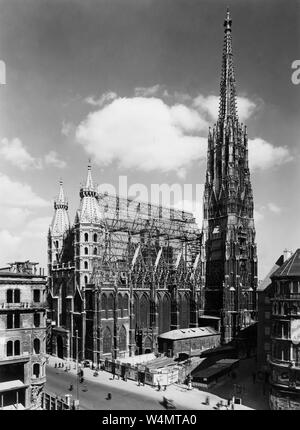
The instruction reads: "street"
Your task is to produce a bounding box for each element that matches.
[46,366,165,410]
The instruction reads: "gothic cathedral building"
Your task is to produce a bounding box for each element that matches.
[47,10,257,361]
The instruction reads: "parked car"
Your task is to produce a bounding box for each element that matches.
[82,359,92,368]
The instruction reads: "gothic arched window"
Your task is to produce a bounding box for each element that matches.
[103,327,112,354]
[84,233,88,242]
[117,293,123,317]
[179,293,190,329]
[140,294,150,329]
[159,293,171,334]
[84,275,88,285]
[108,293,114,311]
[84,247,88,255]
[84,261,88,270]
[93,247,97,255]
[102,294,108,319]
[119,326,127,351]
[93,233,97,242]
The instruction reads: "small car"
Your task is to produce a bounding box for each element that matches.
[82,359,92,368]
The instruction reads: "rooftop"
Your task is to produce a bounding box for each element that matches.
[158,326,219,341]
[272,249,300,278]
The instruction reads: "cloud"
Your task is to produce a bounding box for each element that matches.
[76,97,208,175]
[134,85,169,98]
[0,172,49,207]
[267,202,282,214]
[0,138,42,170]
[248,138,292,170]
[0,216,51,267]
[85,91,118,107]
[44,150,66,169]
[61,120,74,137]
[193,94,257,122]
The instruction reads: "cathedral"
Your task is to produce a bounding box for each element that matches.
[47,10,257,363]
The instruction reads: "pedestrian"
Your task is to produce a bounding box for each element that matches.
[69,384,73,391]
[205,395,210,405]
[157,382,161,391]
[55,362,57,368]
[107,392,112,400]
[252,372,256,384]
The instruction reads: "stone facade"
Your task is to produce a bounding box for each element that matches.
[0,261,47,409]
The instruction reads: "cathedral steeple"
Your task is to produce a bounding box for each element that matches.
[54,179,68,211]
[50,180,70,236]
[77,163,102,223]
[203,9,257,345]
[218,8,237,122]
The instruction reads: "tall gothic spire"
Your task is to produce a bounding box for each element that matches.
[54,179,68,210]
[218,8,237,122]
[77,163,102,223]
[50,180,70,236]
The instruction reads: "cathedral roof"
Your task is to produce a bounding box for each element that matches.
[272,249,300,278]
[50,180,70,237]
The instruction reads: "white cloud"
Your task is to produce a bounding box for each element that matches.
[44,150,66,169]
[0,172,49,207]
[267,202,282,214]
[0,216,51,267]
[0,138,42,170]
[248,138,292,170]
[193,94,257,123]
[61,120,74,137]
[76,97,208,174]
[134,85,169,98]
[85,91,118,107]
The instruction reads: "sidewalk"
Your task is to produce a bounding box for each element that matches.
[46,355,252,410]
[207,357,269,410]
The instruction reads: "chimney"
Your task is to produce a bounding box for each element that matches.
[283,249,293,262]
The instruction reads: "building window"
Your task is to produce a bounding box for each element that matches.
[93,233,97,242]
[84,261,88,270]
[119,326,127,351]
[7,313,20,329]
[264,327,270,336]
[34,313,40,328]
[33,290,40,303]
[84,233,89,242]
[6,341,13,356]
[7,314,13,329]
[93,247,97,255]
[84,247,88,255]
[264,311,270,320]
[7,289,13,303]
[103,327,112,354]
[84,276,88,285]
[33,338,40,354]
[14,340,20,356]
[14,289,20,303]
[55,241,59,249]
[33,363,40,378]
